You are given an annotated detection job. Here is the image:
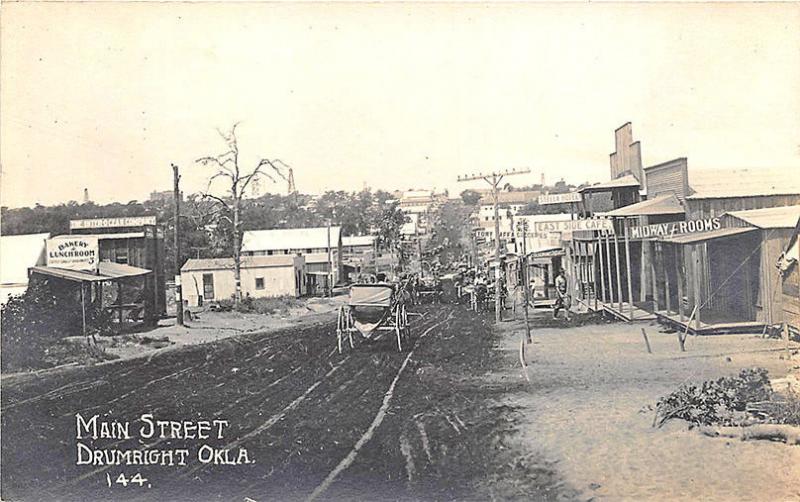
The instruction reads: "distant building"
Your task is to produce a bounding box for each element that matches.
[0,232,49,304]
[149,190,181,204]
[180,255,306,307]
[241,226,343,293]
[398,189,447,235]
[476,190,541,243]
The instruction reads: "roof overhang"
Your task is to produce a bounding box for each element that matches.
[605,194,685,218]
[658,227,757,245]
[30,262,151,283]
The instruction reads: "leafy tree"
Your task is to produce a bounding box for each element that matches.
[459,189,481,206]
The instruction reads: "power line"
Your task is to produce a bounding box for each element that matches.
[457,168,531,323]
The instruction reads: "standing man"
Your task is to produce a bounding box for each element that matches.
[553,271,571,321]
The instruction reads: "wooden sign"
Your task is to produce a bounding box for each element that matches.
[538,192,582,205]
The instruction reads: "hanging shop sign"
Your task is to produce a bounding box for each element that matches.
[628,217,721,240]
[533,218,614,234]
[538,192,583,205]
[70,216,156,230]
[46,236,99,272]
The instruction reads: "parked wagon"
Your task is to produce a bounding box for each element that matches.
[336,283,411,353]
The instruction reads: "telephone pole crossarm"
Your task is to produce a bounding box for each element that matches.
[457,168,532,324]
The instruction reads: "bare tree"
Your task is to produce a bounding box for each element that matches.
[196,123,288,304]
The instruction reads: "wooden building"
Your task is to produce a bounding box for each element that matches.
[180,256,306,307]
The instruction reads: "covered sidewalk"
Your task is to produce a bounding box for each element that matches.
[30,262,153,338]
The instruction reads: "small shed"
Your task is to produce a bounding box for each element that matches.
[180,255,306,307]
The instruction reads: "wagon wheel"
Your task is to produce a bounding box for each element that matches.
[395,307,403,352]
[347,307,355,349]
[336,306,345,354]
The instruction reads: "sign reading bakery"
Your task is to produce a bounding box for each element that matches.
[46,236,99,271]
[628,217,721,240]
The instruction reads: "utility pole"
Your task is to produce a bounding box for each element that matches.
[172,163,184,326]
[327,209,334,297]
[458,168,531,323]
[517,219,532,343]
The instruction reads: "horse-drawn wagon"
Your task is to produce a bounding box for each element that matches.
[336,283,411,353]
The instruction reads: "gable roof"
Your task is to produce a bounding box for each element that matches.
[688,168,800,199]
[241,226,342,253]
[1,233,50,285]
[181,255,301,272]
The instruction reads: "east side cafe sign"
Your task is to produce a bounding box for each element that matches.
[46,236,99,272]
[534,218,614,233]
[628,217,722,240]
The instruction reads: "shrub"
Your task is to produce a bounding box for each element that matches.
[1,276,114,372]
[655,368,773,427]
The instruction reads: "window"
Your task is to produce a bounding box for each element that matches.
[267,250,274,256]
[306,248,313,253]
[255,277,264,290]
[202,273,215,300]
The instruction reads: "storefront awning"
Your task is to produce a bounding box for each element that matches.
[30,262,151,283]
[659,227,756,245]
[605,194,685,217]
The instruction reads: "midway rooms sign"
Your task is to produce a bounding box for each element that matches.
[46,236,99,271]
[628,217,721,240]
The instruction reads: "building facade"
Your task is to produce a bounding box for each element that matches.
[180,256,306,307]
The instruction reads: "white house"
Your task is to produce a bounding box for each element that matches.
[180,255,306,307]
[241,226,343,292]
[0,232,49,304]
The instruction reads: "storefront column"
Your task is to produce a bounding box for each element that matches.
[692,244,702,330]
[676,244,685,322]
[598,236,607,304]
[623,218,635,319]
[614,231,623,313]
[606,233,614,305]
[650,241,659,312]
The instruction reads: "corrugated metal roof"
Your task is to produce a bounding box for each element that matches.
[579,174,641,192]
[659,227,756,244]
[342,235,376,247]
[726,205,800,229]
[241,226,341,253]
[605,194,685,217]
[0,233,49,284]
[181,255,301,272]
[30,262,151,283]
[688,168,800,199]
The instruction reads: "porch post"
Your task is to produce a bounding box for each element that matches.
[606,233,614,305]
[651,241,659,312]
[624,218,635,320]
[660,243,671,313]
[598,234,607,303]
[693,244,702,331]
[614,230,623,313]
[677,244,685,322]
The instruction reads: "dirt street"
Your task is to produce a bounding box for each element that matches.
[0,303,567,502]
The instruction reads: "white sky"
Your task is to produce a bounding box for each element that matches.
[1,2,799,208]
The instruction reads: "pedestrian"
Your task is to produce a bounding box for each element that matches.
[553,271,571,321]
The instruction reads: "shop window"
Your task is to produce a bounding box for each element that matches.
[255,277,264,290]
[203,273,215,300]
